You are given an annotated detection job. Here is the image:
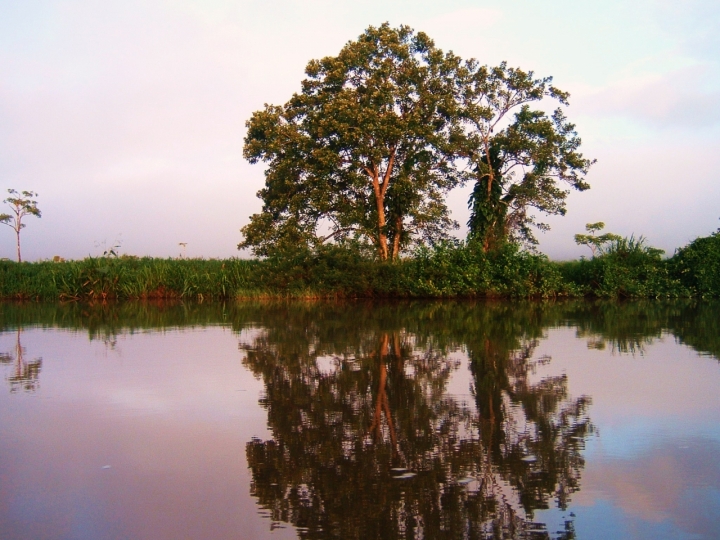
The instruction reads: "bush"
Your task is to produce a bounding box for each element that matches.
[670,230,720,297]
[559,235,686,298]
[1,231,717,300]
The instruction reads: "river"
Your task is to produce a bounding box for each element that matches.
[1,300,718,539]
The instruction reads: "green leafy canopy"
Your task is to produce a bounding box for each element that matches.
[241,24,594,258]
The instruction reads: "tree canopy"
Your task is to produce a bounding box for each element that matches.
[574,222,621,257]
[241,24,462,259]
[240,24,594,258]
[459,63,595,249]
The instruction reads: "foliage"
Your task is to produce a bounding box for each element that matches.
[0,257,264,301]
[459,64,594,250]
[241,24,595,259]
[1,227,718,300]
[560,235,685,298]
[573,222,621,257]
[399,241,574,298]
[241,24,463,260]
[670,228,720,297]
[0,189,41,263]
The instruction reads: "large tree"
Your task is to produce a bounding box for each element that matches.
[459,62,594,250]
[240,24,463,259]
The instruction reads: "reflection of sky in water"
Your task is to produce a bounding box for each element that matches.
[564,437,720,539]
[1,307,719,540]
[0,326,297,540]
[530,328,720,540]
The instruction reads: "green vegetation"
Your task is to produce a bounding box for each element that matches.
[1,228,718,300]
[240,24,593,259]
[0,25,715,300]
[573,222,621,257]
[671,228,720,297]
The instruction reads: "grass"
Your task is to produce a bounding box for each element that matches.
[1,230,719,300]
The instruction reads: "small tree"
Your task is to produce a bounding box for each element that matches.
[574,222,620,258]
[0,189,42,262]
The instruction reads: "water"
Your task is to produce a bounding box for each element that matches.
[0,300,719,539]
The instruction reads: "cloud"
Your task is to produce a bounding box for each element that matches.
[574,66,720,128]
[575,438,720,537]
[650,0,720,62]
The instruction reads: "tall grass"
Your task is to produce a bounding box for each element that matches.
[0,257,267,301]
[1,231,718,300]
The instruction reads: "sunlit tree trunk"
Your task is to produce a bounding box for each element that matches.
[16,228,22,263]
[368,333,400,461]
[368,152,396,260]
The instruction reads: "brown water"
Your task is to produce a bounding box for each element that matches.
[0,300,719,539]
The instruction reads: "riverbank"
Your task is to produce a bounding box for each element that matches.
[2,232,718,300]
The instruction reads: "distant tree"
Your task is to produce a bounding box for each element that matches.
[240,24,463,260]
[574,222,621,257]
[460,63,595,250]
[0,189,41,262]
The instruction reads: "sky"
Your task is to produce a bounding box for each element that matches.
[1,0,719,261]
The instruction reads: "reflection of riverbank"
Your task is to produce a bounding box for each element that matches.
[1,299,718,361]
[1,300,719,539]
[0,326,288,540]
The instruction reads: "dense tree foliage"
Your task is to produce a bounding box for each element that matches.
[241,24,463,259]
[671,227,720,297]
[241,24,594,258]
[458,64,594,249]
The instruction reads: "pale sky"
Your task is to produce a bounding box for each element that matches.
[1,0,719,261]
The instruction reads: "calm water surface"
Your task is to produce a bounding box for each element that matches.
[0,300,719,540]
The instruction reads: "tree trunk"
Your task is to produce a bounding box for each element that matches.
[368,152,396,261]
[391,216,402,260]
[16,228,21,263]
[375,195,389,260]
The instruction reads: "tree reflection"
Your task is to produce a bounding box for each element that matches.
[1,328,42,393]
[242,304,591,539]
[1,299,717,361]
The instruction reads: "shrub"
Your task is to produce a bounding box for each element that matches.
[670,229,720,297]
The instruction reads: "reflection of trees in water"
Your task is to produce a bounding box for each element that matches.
[564,300,720,359]
[1,299,716,534]
[241,304,592,539]
[1,299,718,360]
[1,329,42,393]
[470,336,592,520]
